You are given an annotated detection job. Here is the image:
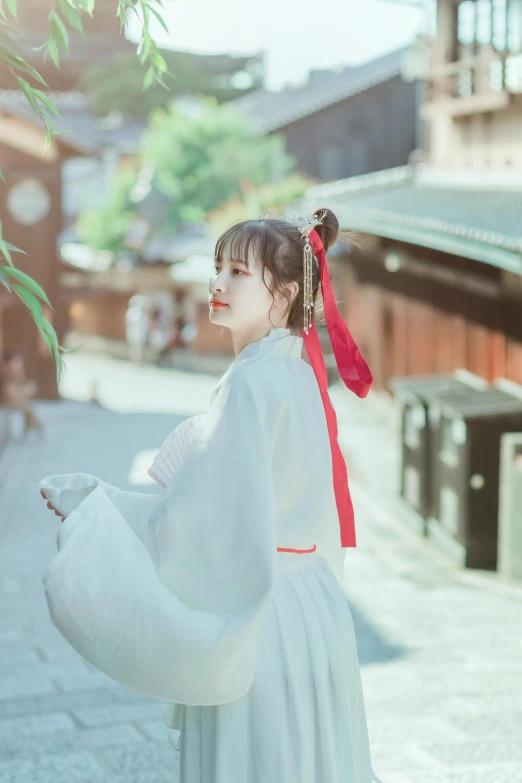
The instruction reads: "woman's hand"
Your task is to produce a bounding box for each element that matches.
[40,489,66,523]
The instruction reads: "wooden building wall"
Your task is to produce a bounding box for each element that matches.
[338,242,522,390]
[0,144,67,399]
[282,77,418,182]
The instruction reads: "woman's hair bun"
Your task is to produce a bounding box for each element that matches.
[311,207,339,252]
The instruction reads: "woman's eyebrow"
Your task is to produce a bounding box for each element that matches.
[216,257,249,268]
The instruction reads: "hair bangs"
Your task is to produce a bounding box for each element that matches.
[215,221,274,272]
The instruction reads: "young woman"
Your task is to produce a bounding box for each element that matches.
[40,208,381,783]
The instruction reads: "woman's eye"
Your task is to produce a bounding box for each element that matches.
[213,266,244,275]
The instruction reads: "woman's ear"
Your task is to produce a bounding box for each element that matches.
[287,281,299,306]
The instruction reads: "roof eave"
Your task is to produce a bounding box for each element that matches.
[339,211,522,275]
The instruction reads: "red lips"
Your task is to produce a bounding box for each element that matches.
[210,300,228,307]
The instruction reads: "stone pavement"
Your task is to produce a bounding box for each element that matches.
[0,353,521,783]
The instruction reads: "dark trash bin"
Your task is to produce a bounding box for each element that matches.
[426,388,522,570]
[389,372,488,531]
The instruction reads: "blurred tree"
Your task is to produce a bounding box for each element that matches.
[78,97,310,246]
[76,164,139,251]
[207,174,314,238]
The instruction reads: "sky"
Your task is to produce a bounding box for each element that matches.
[127,0,425,91]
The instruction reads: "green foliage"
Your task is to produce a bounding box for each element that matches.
[138,99,299,229]
[77,99,311,253]
[207,174,314,238]
[76,165,139,252]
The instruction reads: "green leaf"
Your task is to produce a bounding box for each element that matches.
[40,318,61,354]
[1,48,49,85]
[47,37,60,68]
[22,59,50,87]
[50,12,69,53]
[4,240,26,254]
[12,283,43,318]
[0,238,13,266]
[58,0,84,34]
[154,73,169,90]
[137,32,151,63]
[14,75,39,115]
[0,265,12,292]
[77,0,94,17]
[150,50,167,73]
[33,89,61,118]
[0,28,25,58]
[5,267,54,308]
[148,4,169,34]
[37,318,54,355]
[36,317,66,382]
[0,168,5,185]
[39,106,55,134]
[6,0,16,21]
[60,343,85,355]
[143,65,155,90]
[0,19,21,36]
[141,0,150,26]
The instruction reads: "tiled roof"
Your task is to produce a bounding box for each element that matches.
[294,165,522,273]
[0,90,147,155]
[228,47,407,133]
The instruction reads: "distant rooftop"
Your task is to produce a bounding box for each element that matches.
[229,48,408,133]
[295,164,522,274]
[0,90,148,155]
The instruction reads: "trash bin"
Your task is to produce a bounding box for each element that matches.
[497,433,522,581]
[427,389,522,570]
[389,372,488,531]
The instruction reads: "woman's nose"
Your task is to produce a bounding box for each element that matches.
[210,276,225,293]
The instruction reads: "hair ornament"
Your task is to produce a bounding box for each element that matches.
[259,205,328,333]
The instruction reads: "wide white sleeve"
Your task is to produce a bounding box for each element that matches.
[39,472,164,549]
[41,368,277,708]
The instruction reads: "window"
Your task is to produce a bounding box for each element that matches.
[508,0,522,52]
[319,145,344,181]
[476,0,493,43]
[458,1,477,46]
[493,0,508,50]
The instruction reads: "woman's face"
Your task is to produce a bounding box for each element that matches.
[208,236,292,336]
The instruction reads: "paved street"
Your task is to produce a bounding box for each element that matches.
[1,353,521,783]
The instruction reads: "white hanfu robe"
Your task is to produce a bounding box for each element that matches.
[41,327,379,783]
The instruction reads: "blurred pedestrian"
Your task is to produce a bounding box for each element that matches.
[148,305,172,362]
[0,349,43,438]
[125,295,149,364]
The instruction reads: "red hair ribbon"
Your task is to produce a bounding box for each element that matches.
[300,228,373,548]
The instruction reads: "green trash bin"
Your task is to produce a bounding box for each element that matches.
[427,389,522,570]
[497,433,522,581]
[389,372,487,532]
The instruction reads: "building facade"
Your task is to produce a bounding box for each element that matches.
[293,0,522,391]
[230,48,421,183]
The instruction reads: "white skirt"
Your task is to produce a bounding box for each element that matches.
[165,550,380,783]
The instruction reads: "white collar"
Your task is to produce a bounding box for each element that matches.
[209,328,304,407]
[231,327,303,366]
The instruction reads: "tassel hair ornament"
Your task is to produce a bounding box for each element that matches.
[259,206,328,334]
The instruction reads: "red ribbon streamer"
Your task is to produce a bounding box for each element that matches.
[300,228,373,548]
